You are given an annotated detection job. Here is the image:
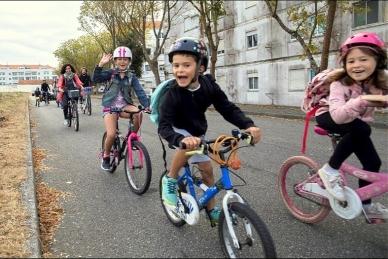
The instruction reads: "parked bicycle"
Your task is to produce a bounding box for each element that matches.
[159,129,277,258]
[101,106,152,195]
[81,86,93,115]
[65,89,80,132]
[278,125,388,225]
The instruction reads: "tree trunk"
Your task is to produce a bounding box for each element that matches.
[320,0,337,72]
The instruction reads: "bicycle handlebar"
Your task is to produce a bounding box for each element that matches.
[179,129,253,156]
[103,105,151,114]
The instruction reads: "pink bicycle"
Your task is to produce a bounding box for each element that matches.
[278,125,387,224]
[101,106,152,195]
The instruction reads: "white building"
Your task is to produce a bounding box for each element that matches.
[139,21,167,93]
[0,64,57,85]
[164,0,388,106]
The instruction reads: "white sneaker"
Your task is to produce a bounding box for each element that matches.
[318,167,346,201]
[363,203,388,220]
[63,119,68,126]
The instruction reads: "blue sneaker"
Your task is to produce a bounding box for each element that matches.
[209,207,221,224]
[162,175,178,207]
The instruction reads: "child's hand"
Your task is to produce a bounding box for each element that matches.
[98,53,112,67]
[245,127,261,144]
[181,136,201,150]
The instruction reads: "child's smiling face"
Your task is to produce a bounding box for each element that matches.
[345,47,377,83]
[172,54,197,87]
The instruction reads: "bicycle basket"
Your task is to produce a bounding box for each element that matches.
[210,135,241,170]
[83,87,93,95]
[68,89,80,98]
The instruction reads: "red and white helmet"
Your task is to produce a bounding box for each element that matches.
[113,46,132,59]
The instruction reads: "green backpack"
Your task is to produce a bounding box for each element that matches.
[150,79,174,125]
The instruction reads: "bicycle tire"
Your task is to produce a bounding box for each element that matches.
[159,170,187,227]
[219,202,277,258]
[278,156,330,224]
[67,103,72,127]
[101,132,119,173]
[124,140,152,195]
[87,96,92,116]
[72,102,79,131]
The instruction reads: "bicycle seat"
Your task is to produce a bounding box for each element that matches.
[314,125,341,138]
[314,125,329,136]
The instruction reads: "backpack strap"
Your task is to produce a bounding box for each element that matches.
[300,106,318,154]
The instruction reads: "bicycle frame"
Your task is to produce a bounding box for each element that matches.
[339,163,388,202]
[177,153,251,249]
[114,110,145,169]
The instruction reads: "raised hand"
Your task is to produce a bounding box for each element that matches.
[98,53,113,67]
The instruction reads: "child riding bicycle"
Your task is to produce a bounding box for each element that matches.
[315,32,388,219]
[158,37,261,223]
[93,46,150,171]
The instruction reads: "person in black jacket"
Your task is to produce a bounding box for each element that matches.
[78,67,92,104]
[159,37,261,224]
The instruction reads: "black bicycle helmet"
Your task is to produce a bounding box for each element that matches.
[168,37,208,63]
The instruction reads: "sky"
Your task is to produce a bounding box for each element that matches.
[0,1,84,68]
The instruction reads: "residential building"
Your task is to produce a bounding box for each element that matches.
[139,21,167,93]
[0,64,57,85]
[164,0,388,106]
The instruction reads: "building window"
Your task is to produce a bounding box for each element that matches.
[353,0,379,27]
[145,65,151,72]
[288,68,306,91]
[159,65,164,71]
[248,77,258,90]
[247,33,258,48]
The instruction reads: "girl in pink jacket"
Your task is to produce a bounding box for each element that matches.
[57,64,83,126]
[315,32,388,220]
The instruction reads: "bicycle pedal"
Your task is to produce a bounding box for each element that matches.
[366,218,385,224]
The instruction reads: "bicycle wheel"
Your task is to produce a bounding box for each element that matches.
[278,156,330,224]
[67,103,72,127]
[159,170,187,227]
[124,140,152,195]
[101,132,119,173]
[72,102,79,131]
[219,202,277,258]
[87,96,92,115]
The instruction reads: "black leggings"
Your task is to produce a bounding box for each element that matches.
[316,112,381,204]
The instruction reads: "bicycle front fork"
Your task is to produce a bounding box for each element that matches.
[221,190,252,250]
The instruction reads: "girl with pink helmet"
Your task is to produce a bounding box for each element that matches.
[315,32,388,219]
[93,46,149,171]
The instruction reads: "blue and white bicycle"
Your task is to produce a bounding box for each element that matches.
[159,129,277,258]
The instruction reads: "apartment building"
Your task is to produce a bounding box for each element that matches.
[164,0,388,106]
[0,64,57,85]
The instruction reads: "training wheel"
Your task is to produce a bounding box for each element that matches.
[329,187,362,220]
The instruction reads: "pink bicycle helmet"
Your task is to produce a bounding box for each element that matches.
[113,46,132,59]
[340,32,385,55]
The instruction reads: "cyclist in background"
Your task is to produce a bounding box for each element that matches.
[40,79,50,104]
[57,64,83,125]
[79,67,92,104]
[158,37,261,223]
[93,46,150,171]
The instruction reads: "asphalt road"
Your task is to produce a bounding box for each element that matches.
[30,97,388,258]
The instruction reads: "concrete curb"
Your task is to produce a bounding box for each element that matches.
[22,98,42,258]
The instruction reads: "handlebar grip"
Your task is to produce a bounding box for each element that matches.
[179,142,187,149]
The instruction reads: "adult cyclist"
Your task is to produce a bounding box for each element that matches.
[93,46,150,171]
[40,79,50,104]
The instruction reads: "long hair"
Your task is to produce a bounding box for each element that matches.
[60,64,76,74]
